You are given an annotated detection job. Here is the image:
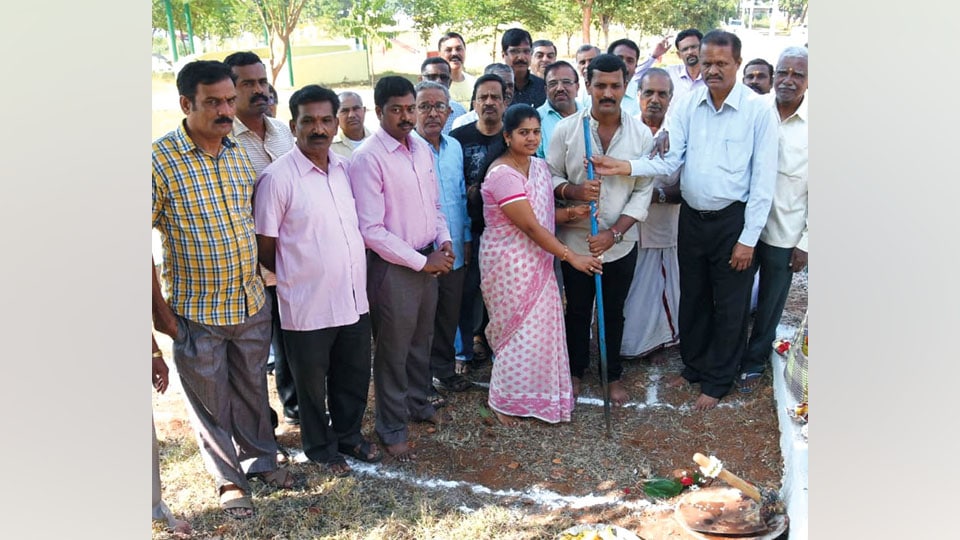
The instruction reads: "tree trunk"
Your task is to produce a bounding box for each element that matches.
[268,33,286,86]
[581,0,592,44]
[601,15,610,49]
[490,26,499,63]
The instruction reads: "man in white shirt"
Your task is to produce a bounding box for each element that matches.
[223,51,299,426]
[738,46,808,393]
[592,31,778,411]
[331,92,372,158]
[664,29,706,104]
[621,68,682,361]
[547,53,655,406]
[438,31,477,110]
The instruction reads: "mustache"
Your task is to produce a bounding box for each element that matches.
[214,116,234,125]
[308,133,329,141]
[599,98,617,105]
[449,55,462,63]
[398,121,414,129]
[251,93,269,104]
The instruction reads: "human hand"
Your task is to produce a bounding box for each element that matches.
[648,130,670,158]
[586,230,616,257]
[423,249,455,276]
[789,248,808,272]
[589,155,631,177]
[567,204,592,223]
[569,253,604,276]
[152,355,169,394]
[653,37,672,59]
[729,242,755,271]
[576,178,602,202]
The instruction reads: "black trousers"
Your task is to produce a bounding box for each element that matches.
[458,237,489,356]
[430,265,466,380]
[267,285,298,418]
[281,314,372,464]
[742,241,795,375]
[562,244,638,382]
[677,200,755,398]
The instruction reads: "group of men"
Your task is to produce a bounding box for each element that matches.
[151,24,808,520]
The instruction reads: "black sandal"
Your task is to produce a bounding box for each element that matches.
[339,440,383,463]
[428,387,447,409]
[436,374,474,392]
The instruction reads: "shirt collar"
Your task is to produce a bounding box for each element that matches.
[375,126,414,154]
[779,92,808,122]
[174,120,237,155]
[334,127,370,144]
[412,130,447,153]
[291,144,346,177]
[696,82,747,112]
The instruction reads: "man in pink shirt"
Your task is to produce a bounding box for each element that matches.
[349,76,455,462]
[254,85,381,477]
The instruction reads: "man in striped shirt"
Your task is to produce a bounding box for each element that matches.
[152,60,294,519]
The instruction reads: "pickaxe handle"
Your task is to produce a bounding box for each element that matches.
[693,452,762,502]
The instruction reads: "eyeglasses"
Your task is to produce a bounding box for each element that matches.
[417,102,449,113]
[506,47,531,56]
[546,79,576,89]
[423,72,452,82]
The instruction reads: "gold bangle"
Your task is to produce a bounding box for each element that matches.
[560,246,569,261]
[560,183,569,200]
[152,350,163,359]
[567,208,577,223]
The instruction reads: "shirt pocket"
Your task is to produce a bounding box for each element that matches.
[778,139,808,181]
[719,139,750,175]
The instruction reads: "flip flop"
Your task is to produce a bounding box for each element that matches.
[738,372,763,394]
[428,388,447,409]
[339,440,383,463]
[435,374,474,392]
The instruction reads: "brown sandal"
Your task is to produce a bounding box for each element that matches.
[219,484,254,519]
[251,467,295,489]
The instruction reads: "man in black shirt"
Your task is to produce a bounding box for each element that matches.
[501,28,546,107]
[449,73,507,368]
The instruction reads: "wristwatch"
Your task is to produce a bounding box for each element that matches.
[610,227,623,244]
[657,187,667,204]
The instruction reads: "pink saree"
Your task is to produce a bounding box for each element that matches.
[479,158,574,423]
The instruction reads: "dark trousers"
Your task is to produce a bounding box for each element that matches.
[267,285,298,418]
[562,244,638,382]
[677,200,755,398]
[742,241,795,375]
[172,298,276,492]
[368,253,438,445]
[431,265,466,380]
[458,237,489,356]
[282,315,371,464]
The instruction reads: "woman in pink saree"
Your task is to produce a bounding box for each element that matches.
[478,105,601,426]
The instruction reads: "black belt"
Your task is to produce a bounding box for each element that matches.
[417,245,435,256]
[682,199,745,220]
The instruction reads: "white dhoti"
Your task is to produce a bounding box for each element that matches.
[621,246,680,357]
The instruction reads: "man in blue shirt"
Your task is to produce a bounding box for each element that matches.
[536,61,580,158]
[413,81,474,399]
[592,31,778,411]
[419,57,468,134]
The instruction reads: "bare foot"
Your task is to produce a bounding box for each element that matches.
[455,359,470,374]
[170,518,192,535]
[609,380,629,406]
[646,349,669,365]
[693,393,720,411]
[422,410,453,426]
[494,411,520,427]
[667,373,690,388]
[383,441,418,462]
[571,376,582,398]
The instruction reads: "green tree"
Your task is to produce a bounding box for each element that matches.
[250,0,309,85]
[780,0,807,26]
[152,0,259,56]
[320,0,399,84]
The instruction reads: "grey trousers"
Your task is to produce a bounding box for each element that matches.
[741,241,796,375]
[368,253,439,445]
[172,297,277,492]
[430,265,466,381]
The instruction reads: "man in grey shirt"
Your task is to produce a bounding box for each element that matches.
[592,31,778,411]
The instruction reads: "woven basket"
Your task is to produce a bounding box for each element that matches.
[784,312,808,402]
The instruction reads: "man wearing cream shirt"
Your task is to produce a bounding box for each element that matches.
[547,53,654,406]
[738,46,808,393]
